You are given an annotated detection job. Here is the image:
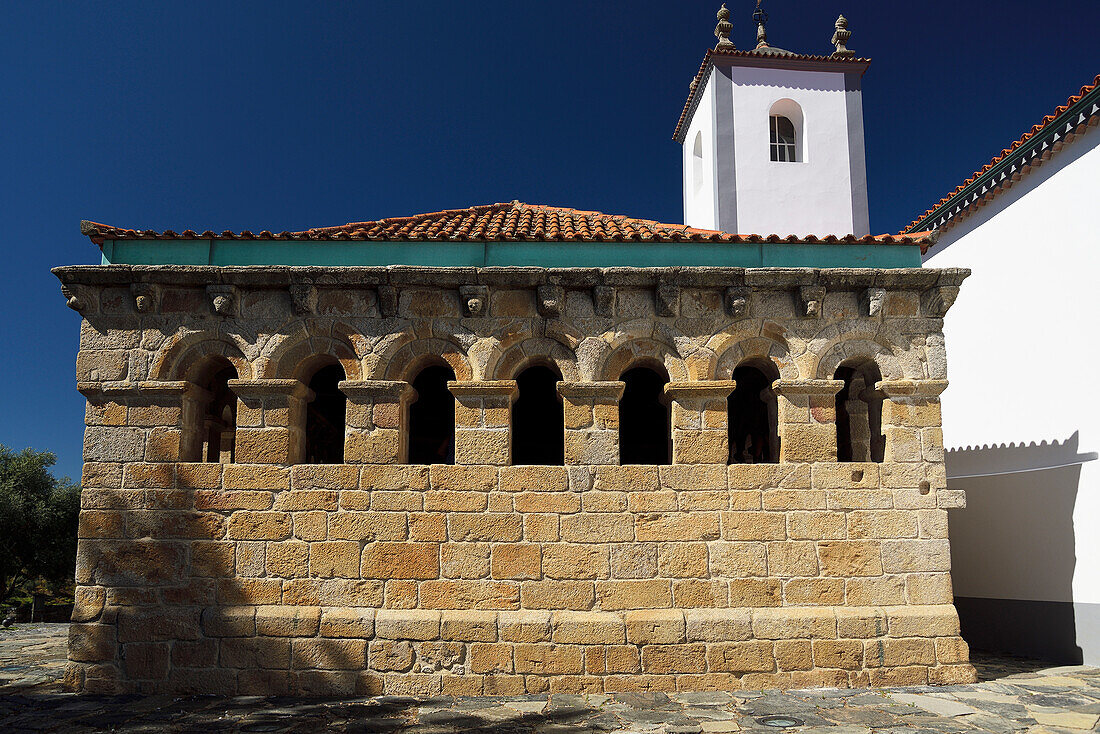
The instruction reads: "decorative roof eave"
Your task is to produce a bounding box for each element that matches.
[673,49,871,143]
[81,202,932,247]
[904,74,1100,239]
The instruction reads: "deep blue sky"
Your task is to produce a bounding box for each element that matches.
[2,1,1097,480]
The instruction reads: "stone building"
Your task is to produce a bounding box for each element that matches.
[54,6,974,695]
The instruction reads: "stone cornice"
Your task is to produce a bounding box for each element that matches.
[53,265,969,291]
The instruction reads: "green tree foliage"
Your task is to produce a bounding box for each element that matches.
[0,445,80,604]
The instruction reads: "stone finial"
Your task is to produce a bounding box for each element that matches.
[714,4,736,50]
[753,0,769,49]
[831,14,854,57]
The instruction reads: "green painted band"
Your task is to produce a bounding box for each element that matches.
[100,239,922,269]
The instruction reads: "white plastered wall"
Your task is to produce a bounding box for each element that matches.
[924,132,1100,661]
[683,79,718,231]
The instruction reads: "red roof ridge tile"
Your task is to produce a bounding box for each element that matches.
[903,73,1100,237]
[80,201,932,247]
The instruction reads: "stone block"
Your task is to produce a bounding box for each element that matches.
[705,641,775,673]
[752,607,836,640]
[440,611,498,642]
[551,611,626,644]
[542,545,609,580]
[520,581,594,611]
[817,541,883,577]
[636,514,720,543]
[595,580,672,610]
[361,543,440,579]
[320,607,375,638]
[685,609,752,642]
[625,610,686,644]
[418,580,520,610]
[720,512,786,541]
[256,606,321,637]
[292,638,368,670]
[514,644,584,675]
[491,544,542,580]
[374,609,440,641]
[641,644,706,674]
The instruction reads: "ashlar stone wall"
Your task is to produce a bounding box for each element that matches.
[55,264,973,695]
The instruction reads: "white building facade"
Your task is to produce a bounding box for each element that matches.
[917,75,1100,663]
[675,39,870,237]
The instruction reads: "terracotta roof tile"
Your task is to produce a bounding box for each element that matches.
[904,74,1100,237]
[81,202,930,247]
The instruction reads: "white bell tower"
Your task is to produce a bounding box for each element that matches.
[676,5,871,237]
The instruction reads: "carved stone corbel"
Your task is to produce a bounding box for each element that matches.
[61,285,85,312]
[922,286,959,317]
[863,287,886,317]
[377,285,398,317]
[537,285,564,318]
[799,285,826,318]
[656,283,680,317]
[592,286,615,317]
[206,285,239,317]
[459,285,489,317]
[289,284,318,316]
[725,286,751,317]
[131,283,161,314]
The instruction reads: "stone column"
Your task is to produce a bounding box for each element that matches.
[339,380,416,464]
[877,380,948,464]
[79,380,203,464]
[664,381,737,465]
[557,381,625,465]
[228,379,313,464]
[447,380,518,466]
[773,379,845,463]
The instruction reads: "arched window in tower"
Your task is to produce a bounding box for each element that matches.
[728,362,780,464]
[769,99,804,163]
[408,364,456,465]
[692,132,705,194]
[183,357,239,463]
[305,363,347,464]
[835,359,885,463]
[512,365,564,466]
[619,365,671,465]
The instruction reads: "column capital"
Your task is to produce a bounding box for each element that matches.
[773,379,844,397]
[664,380,737,400]
[447,380,518,400]
[557,381,625,400]
[228,378,313,402]
[339,380,416,404]
[876,379,948,399]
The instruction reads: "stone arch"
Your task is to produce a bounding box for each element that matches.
[485,337,580,381]
[594,320,690,382]
[152,330,252,382]
[708,320,799,381]
[812,323,914,381]
[382,338,473,382]
[597,339,689,382]
[262,329,363,381]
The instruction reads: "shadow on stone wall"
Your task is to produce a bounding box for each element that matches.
[948,433,1096,664]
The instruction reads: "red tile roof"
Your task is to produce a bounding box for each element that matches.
[904,74,1100,236]
[82,202,930,246]
[673,49,871,143]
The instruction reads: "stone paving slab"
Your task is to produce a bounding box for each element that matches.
[5,623,1100,733]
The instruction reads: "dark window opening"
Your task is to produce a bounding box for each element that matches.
[835,361,885,463]
[408,364,456,465]
[512,365,564,466]
[619,366,671,465]
[770,115,797,162]
[729,365,780,464]
[200,365,238,463]
[305,364,347,464]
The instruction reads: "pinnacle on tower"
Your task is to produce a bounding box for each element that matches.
[831,14,855,57]
[753,0,769,49]
[714,4,736,51]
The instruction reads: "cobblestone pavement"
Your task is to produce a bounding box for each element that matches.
[4,624,1100,732]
